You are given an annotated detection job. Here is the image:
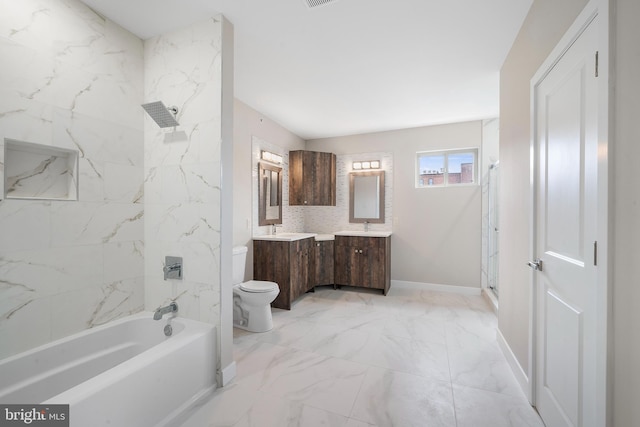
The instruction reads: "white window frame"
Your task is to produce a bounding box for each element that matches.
[415,148,479,188]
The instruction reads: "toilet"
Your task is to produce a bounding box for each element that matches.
[232,246,280,332]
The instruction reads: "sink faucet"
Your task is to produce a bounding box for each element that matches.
[272,224,282,235]
[154,301,178,320]
[364,221,370,232]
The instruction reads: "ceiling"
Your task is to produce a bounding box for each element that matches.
[80,0,532,140]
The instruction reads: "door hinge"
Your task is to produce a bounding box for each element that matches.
[595,51,599,77]
[593,241,598,266]
[528,258,543,271]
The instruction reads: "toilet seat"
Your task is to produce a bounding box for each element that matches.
[239,280,278,293]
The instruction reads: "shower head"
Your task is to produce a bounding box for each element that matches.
[141,101,180,128]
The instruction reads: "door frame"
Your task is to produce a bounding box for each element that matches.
[528,0,610,425]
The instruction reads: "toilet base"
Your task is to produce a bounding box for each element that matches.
[233,300,274,333]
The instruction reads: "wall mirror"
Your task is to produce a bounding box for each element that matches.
[349,170,385,223]
[258,161,282,226]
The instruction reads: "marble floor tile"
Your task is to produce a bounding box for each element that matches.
[260,354,368,416]
[350,366,456,427]
[453,384,545,427]
[253,318,316,347]
[448,340,523,397]
[291,322,374,359]
[232,395,349,427]
[345,419,377,427]
[348,333,451,382]
[235,342,367,411]
[180,287,542,427]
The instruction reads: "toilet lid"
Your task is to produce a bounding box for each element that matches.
[240,280,278,293]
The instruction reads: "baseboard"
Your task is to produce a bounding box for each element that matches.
[219,361,236,387]
[482,288,499,314]
[496,328,532,403]
[391,280,481,296]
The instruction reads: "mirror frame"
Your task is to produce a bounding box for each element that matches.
[258,161,283,226]
[349,170,385,223]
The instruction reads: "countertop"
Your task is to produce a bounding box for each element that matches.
[253,230,392,242]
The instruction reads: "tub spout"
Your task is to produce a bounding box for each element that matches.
[154,302,178,320]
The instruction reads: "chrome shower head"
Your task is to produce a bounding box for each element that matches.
[141,101,180,128]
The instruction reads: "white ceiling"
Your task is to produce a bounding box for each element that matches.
[80,0,532,139]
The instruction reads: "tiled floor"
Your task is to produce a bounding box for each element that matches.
[180,286,544,427]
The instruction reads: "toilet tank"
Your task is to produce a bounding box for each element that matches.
[232,246,248,285]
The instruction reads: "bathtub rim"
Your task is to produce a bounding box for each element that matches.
[0,311,212,366]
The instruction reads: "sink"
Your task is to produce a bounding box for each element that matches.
[253,232,317,242]
[314,234,335,241]
[334,230,392,238]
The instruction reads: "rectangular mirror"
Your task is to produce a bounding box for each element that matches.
[349,170,385,223]
[259,161,282,226]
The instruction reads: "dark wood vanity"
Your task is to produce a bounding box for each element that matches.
[254,232,390,310]
[313,239,335,287]
[254,149,391,309]
[253,237,314,310]
[334,234,391,295]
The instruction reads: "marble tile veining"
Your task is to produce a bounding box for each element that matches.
[181,286,543,427]
[0,0,145,360]
[143,15,224,326]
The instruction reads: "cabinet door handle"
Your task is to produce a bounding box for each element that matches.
[359,249,363,254]
[354,249,358,253]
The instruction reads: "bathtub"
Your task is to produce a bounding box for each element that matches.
[0,312,217,427]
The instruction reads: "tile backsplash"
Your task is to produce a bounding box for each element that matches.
[304,152,393,234]
[251,143,393,236]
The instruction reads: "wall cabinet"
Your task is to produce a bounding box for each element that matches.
[289,150,336,206]
[313,240,334,287]
[253,237,314,310]
[334,235,391,294]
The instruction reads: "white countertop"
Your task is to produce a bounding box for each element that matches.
[254,230,392,241]
[253,232,317,242]
[334,230,393,238]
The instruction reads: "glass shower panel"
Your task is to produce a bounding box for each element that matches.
[487,163,499,296]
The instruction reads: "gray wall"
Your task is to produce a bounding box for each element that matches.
[612,0,640,424]
[307,121,483,289]
[233,100,306,279]
[498,0,589,379]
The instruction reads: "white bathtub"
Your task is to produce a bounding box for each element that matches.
[0,312,217,427]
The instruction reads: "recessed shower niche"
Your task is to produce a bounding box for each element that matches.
[3,139,79,201]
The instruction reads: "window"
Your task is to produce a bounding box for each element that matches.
[416,149,478,187]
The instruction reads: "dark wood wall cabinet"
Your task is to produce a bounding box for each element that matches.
[334,235,391,295]
[289,150,336,206]
[253,237,314,310]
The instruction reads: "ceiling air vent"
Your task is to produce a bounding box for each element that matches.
[304,0,339,8]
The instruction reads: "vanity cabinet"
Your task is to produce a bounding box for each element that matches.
[313,240,334,287]
[253,237,314,310]
[334,235,391,294]
[289,150,336,206]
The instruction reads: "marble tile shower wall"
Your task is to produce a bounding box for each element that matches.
[303,152,393,234]
[0,0,145,358]
[143,17,223,326]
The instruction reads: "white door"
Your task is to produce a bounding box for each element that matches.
[532,13,599,427]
